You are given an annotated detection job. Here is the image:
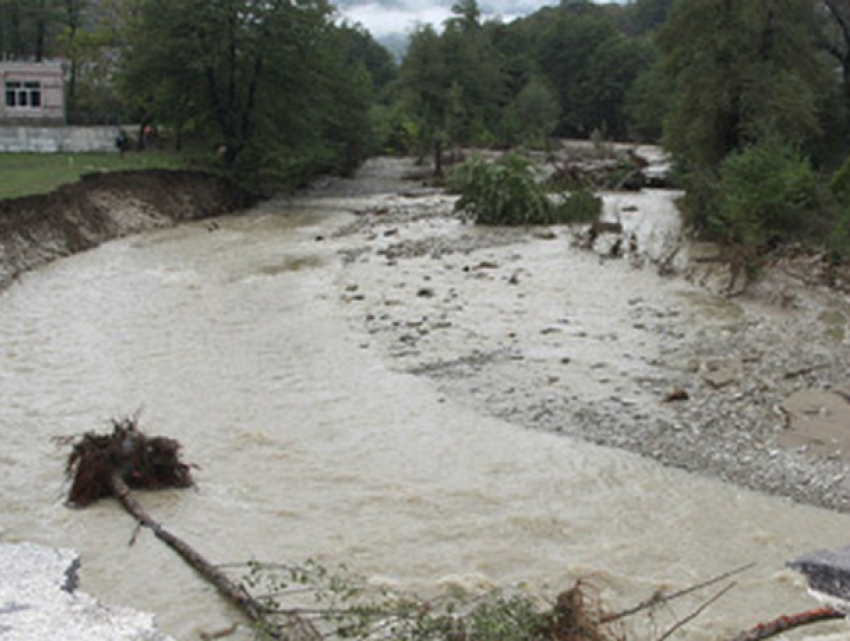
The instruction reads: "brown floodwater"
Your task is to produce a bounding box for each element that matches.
[0,191,848,640]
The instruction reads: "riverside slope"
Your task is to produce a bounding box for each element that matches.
[0,169,254,290]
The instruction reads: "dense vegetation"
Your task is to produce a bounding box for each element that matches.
[4,0,850,253]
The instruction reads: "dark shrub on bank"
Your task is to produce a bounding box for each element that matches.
[448,155,601,226]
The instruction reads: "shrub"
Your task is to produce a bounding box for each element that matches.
[449,155,601,226]
[242,560,616,641]
[829,157,850,260]
[553,189,604,223]
[829,154,850,207]
[830,207,850,260]
[709,138,819,251]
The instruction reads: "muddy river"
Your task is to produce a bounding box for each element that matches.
[1,168,849,640]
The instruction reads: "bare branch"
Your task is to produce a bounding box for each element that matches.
[602,563,755,623]
[657,582,736,641]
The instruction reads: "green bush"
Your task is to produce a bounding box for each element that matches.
[709,138,819,251]
[829,157,850,259]
[830,155,850,208]
[830,207,850,260]
[554,189,604,223]
[449,155,601,226]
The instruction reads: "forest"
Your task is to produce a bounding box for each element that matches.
[4,0,850,258]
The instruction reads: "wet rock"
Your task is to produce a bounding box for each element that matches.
[532,230,558,240]
[788,546,850,615]
[663,388,690,403]
[699,358,744,388]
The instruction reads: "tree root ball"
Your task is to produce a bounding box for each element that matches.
[64,415,194,507]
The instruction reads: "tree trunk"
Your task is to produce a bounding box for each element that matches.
[109,473,267,625]
[433,138,443,177]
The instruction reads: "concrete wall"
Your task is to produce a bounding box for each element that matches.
[0,125,119,152]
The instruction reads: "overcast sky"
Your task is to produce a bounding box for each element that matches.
[334,0,562,36]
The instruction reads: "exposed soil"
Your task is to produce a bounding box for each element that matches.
[0,169,254,290]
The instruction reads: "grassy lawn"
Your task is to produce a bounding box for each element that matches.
[0,151,197,200]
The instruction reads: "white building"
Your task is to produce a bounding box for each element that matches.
[1,60,65,125]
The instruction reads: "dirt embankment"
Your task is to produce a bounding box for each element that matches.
[0,169,255,289]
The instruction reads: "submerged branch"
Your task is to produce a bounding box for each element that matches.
[657,582,736,641]
[602,563,754,623]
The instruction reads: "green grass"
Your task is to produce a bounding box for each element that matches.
[0,150,195,200]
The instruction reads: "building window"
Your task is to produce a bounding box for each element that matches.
[4,80,41,108]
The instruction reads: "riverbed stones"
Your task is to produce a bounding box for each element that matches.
[0,542,173,641]
[320,155,850,513]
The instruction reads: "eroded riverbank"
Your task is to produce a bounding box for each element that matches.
[0,169,253,290]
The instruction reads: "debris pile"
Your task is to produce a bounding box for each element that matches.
[64,415,193,507]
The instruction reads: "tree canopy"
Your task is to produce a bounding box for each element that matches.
[6,0,850,234]
[659,0,828,169]
[115,0,388,185]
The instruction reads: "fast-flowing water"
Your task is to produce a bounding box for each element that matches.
[1,184,849,641]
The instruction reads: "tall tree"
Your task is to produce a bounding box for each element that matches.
[529,1,619,137]
[502,75,560,148]
[659,0,829,168]
[820,0,850,96]
[398,0,508,171]
[119,0,356,176]
[583,34,655,139]
[631,0,674,35]
[398,24,452,173]
[0,0,65,59]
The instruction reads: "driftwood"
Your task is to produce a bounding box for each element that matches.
[656,583,735,641]
[726,607,843,641]
[63,417,305,639]
[109,473,268,624]
[64,416,193,506]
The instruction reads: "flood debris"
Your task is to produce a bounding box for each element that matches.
[60,415,298,639]
[538,581,617,641]
[64,414,193,507]
[725,608,842,641]
[239,560,624,641]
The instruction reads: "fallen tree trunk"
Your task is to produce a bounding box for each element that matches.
[109,473,267,624]
[62,417,308,639]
